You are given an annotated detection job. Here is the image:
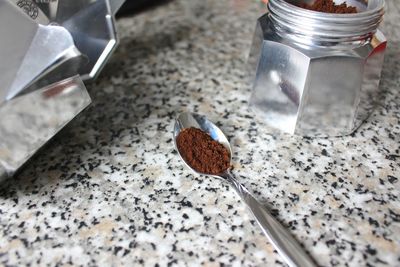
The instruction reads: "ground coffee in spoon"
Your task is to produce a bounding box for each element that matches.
[176,127,230,175]
[297,0,358,14]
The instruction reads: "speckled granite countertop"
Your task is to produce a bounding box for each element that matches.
[1,1,399,266]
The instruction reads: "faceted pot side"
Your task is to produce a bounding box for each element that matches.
[249,16,311,135]
[296,30,387,137]
[353,30,387,129]
[296,54,364,137]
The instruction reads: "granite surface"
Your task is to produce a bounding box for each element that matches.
[1,0,399,266]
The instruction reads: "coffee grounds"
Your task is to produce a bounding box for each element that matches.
[297,0,357,14]
[176,127,230,175]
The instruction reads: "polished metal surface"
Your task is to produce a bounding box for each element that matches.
[48,0,119,79]
[0,76,91,181]
[6,25,85,101]
[0,0,84,104]
[0,0,126,180]
[7,0,124,80]
[109,0,125,15]
[34,0,58,22]
[174,112,316,267]
[248,0,386,137]
[0,0,37,103]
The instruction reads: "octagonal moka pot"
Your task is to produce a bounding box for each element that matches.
[0,0,125,181]
[248,0,387,137]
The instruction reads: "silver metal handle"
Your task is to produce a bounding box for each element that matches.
[221,172,316,267]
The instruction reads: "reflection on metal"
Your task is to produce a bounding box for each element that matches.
[8,0,125,80]
[0,0,125,179]
[0,76,91,181]
[248,0,386,137]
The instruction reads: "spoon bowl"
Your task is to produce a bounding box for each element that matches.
[173,112,232,176]
[173,112,316,267]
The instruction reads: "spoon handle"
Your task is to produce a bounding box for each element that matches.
[221,172,316,267]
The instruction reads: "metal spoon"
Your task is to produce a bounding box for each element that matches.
[173,112,316,267]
